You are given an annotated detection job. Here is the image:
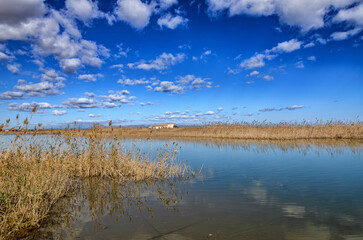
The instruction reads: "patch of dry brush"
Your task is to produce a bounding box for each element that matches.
[0,113,188,239]
[53,120,363,140]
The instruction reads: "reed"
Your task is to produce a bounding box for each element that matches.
[0,111,188,239]
[31,119,363,140]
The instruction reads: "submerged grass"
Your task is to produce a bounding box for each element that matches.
[0,111,188,239]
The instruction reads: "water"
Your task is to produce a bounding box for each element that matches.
[32,139,363,240]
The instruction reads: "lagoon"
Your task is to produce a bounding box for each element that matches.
[33,139,363,240]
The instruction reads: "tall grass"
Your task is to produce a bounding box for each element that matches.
[39,119,363,140]
[0,111,188,239]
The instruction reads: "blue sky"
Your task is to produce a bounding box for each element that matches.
[0,0,362,128]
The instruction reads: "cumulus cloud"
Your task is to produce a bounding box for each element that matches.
[152,74,212,94]
[101,90,133,104]
[157,13,189,29]
[0,0,46,25]
[14,80,60,97]
[115,0,154,29]
[240,39,301,70]
[78,73,103,82]
[8,102,58,112]
[88,114,103,118]
[331,28,363,41]
[206,0,357,31]
[0,91,23,100]
[270,39,302,53]
[117,78,150,86]
[52,110,67,116]
[114,0,180,29]
[0,5,109,74]
[41,69,66,82]
[154,81,184,93]
[110,64,124,72]
[6,63,21,74]
[176,74,212,89]
[240,53,270,69]
[128,52,185,71]
[140,101,154,106]
[249,70,259,76]
[332,2,363,40]
[65,0,113,25]
[263,75,274,81]
[63,97,99,109]
[307,56,316,61]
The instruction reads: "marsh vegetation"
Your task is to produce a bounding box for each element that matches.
[0,112,189,239]
[24,120,363,140]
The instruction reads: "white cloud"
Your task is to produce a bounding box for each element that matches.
[263,75,274,81]
[240,39,301,70]
[66,0,110,24]
[295,61,304,69]
[249,70,259,76]
[115,0,154,29]
[200,50,212,60]
[117,78,150,86]
[333,3,363,27]
[217,107,223,111]
[154,81,184,94]
[88,114,103,118]
[78,73,103,82]
[331,28,363,41]
[102,90,132,104]
[175,74,212,90]
[304,42,315,48]
[8,102,58,112]
[15,80,60,96]
[52,110,67,116]
[157,13,189,29]
[0,91,23,100]
[6,63,21,74]
[140,101,154,106]
[128,52,185,71]
[307,56,316,61]
[286,105,304,110]
[240,53,268,69]
[110,63,124,72]
[0,52,10,61]
[245,81,255,84]
[259,104,305,112]
[0,7,109,74]
[204,111,215,115]
[85,92,96,98]
[63,97,99,109]
[41,69,65,82]
[0,0,46,25]
[206,0,357,31]
[270,39,302,53]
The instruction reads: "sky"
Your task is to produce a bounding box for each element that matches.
[0,0,362,128]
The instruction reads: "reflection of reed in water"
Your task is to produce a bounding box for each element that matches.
[31,178,185,239]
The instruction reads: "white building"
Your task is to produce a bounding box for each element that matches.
[149,124,175,129]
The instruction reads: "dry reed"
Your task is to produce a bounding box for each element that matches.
[30,120,363,140]
[0,112,188,239]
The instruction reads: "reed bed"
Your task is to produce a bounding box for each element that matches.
[0,112,188,239]
[31,120,363,140]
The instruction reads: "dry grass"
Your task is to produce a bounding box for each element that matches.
[30,120,363,140]
[0,113,188,239]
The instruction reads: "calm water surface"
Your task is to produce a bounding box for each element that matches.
[34,139,363,240]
